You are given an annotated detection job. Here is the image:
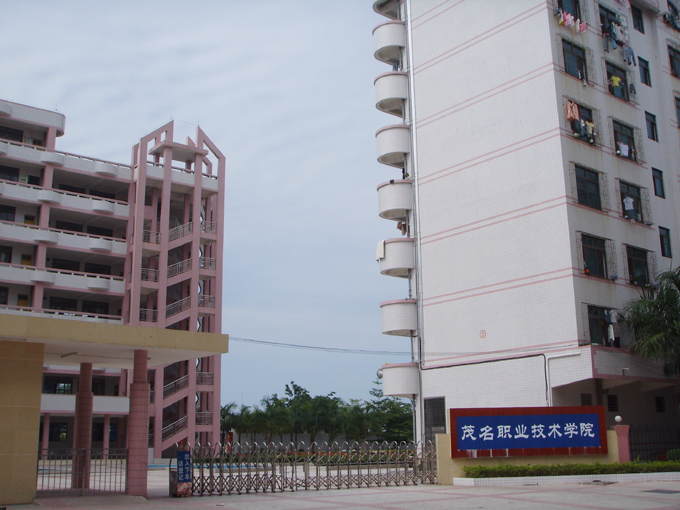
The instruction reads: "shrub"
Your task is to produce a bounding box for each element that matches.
[462,461,680,478]
[667,449,680,462]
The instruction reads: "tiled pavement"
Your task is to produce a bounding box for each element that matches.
[6,470,680,510]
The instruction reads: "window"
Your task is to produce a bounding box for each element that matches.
[54,220,83,233]
[655,396,666,412]
[0,165,19,182]
[670,46,680,76]
[620,181,642,221]
[583,234,608,278]
[588,305,608,345]
[0,245,11,264]
[580,393,593,406]
[0,125,23,142]
[613,121,636,160]
[48,422,68,442]
[48,296,78,311]
[92,423,105,442]
[423,397,446,444]
[632,5,644,32]
[563,40,587,81]
[599,4,619,34]
[84,263,111,275]
[639,58,651,86]
[52,258,80,272]
[0,204,16,222]
[652,169,665,198]
[90,189,116,200]
[0,286,8,306]
[607,394,619,412]
[43,376,73,394]
[558,0,581,18]
[607,62,628,101]
[82,300,109,315]
[567,102,595,143]
[87,225,114,238]
[27,175,40,186]
[660,227,672,258]
[58,183,86,194]
[646,112,658,141]
[627,246,649,286]
[576,166,601,209]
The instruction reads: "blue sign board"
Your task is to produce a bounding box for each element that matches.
[457,413,601,450]
[177,450,192,483]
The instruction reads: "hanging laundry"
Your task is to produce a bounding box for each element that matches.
[617,142,629,157]
[585,121,595,137]
[610,75,622,87]
[623,196,636,219]
[579,22,587,33]
[622,45,636,66]
[629,82,636,95]
[616,13,628,29]
[564,13,574,26]
[397,221,407,235]
[566,101,579,121]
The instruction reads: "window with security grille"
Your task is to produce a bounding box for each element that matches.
[607,62,628,101]
[613,121,636,160]
[424,397,445,444]
[588,305,608,345]
[576,166,601,209]
[619,181,642,221]
[563,40,587,81]
[626,246,649,286]
[582,234,607,278]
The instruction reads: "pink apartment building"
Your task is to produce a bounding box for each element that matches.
[0,99,225,462]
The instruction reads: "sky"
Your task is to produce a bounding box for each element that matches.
[0,1,413,407]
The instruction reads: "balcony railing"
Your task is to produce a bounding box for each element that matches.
[201,221,217,234]
[199,257,216,270]
[143,230,160,244]
[162,415,188,441]
[198,295,215,308]
[168,259,191,278]
[196,372,214,385]
[196,412,213,426]
[168,222,192,242]
[163,374,189,399]
[139,308,157,322]
[141,268,159,282]
[166,296,191,317]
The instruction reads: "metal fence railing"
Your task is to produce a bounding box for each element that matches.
[189,441,436,496]
[37,448,127,496]
[629,425,680,461]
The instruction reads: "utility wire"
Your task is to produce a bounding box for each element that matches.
[229,337,409,356]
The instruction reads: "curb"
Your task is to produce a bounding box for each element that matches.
[453,472,680,486]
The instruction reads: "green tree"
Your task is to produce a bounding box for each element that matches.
[220,402,238,443]
[343,400,373,442]
[284,382,312,445]
[623,268,680,374]
[368,380,413,443]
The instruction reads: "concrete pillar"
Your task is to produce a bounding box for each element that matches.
[72,362,93,489]
[126,350,150,497]
[102,414,111,460]
[613,425,631,463]
[41,413,50,460]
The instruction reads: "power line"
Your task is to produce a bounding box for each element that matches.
[229,337,410,356]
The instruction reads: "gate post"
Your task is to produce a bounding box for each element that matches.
[614,424,631,463]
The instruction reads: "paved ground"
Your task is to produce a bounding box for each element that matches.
[6,470,680,510]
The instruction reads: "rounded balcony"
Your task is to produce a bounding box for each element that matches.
[373,0,399,19]
[379,238,414,278]
[373,21,405,65]
[377,179,412,220]
[36,190,61,204]
[0,101,12,116]
[380,299,417,336]
[87,277,111,291]
[94,161,119,178]
[40,152,65,167]
[381,362,419,398]
[33,229,59,244]
[376,125,410,168]
[375,72,408,117]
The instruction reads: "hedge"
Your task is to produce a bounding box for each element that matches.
[463,461,680,478]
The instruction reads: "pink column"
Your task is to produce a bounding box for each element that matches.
[41,413,50,460]
[102,414,111,460]
[126,350,150,497]
[613,425,631,463]
[72,363,93,489]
